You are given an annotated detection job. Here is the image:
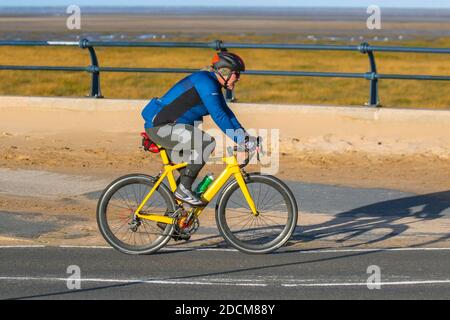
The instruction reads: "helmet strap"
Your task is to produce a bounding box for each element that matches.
[214,68,232,89]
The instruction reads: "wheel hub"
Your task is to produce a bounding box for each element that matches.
[128,218,141,232]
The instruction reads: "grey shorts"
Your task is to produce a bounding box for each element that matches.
[145,123,216,166]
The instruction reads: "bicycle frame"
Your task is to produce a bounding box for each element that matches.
[134,148,258,225]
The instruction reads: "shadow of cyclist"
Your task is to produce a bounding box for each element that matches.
[290,190,450,247]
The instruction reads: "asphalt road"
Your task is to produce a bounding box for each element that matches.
[1,246,449,300]
[1,170,449,300]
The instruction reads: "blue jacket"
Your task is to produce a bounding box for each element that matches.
[142,71,246,144]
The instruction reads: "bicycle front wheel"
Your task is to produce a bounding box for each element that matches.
[216,173,298,254]
[97,174,176,255]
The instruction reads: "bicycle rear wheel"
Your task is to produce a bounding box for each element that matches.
[216,173,298,254]
[97,174,176,255]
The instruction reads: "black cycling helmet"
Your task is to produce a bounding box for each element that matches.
[212,51,245,72]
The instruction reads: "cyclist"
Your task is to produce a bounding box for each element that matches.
[142,51,258,206]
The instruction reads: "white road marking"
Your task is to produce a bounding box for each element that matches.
[0,245,46,249]
[163,247,237,252]
[282,280,450,287]
[289,247,450,254]
[1,276,449,288]
[1,245,450,254]
[58,245,111,249]
[0,276,267,287]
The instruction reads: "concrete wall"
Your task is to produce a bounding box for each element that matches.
[1,96,449,157]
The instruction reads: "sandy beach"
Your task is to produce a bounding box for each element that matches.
[1,96,449,194]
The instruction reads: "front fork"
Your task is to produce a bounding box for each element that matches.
[235,170,259,216]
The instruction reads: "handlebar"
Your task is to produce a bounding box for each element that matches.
[227,136,263,168]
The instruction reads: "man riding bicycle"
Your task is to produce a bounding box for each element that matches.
[142,52,258,207]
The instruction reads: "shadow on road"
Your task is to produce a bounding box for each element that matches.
[176,190,450,250]
[291,190,450,248]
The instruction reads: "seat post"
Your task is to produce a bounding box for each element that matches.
[159,149,171,165]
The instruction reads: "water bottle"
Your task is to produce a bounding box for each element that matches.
[195,173,214,196]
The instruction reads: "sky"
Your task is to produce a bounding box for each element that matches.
[2,0,450,9]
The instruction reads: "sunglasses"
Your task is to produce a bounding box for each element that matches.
[219,69,240,80]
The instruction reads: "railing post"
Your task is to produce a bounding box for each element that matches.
[79,39,103,98]
[359,42,380,107]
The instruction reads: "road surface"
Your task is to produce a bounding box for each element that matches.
[1,246,449,300]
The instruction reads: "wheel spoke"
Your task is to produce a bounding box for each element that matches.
[225,211,254,219]
[259,188,280,211]
[100,179,173,252]
[259,214,285,226]
[256,182,263,210]
[229,198,248,210]
[220,178,295,251]
[261,199,286,213]
[140,221,153,242]
[117,189,133,210]
[108,202,132,210]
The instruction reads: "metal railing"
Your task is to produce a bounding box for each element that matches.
[0,39,449,106]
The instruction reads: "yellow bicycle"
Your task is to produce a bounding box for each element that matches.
[97,133,298,254]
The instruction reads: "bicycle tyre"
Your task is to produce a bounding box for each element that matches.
[97,174,176,255]
[216,173,298,254]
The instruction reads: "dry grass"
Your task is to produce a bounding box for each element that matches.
[0,36,449,109]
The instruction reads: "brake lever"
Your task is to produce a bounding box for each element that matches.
[256,137,263,162]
